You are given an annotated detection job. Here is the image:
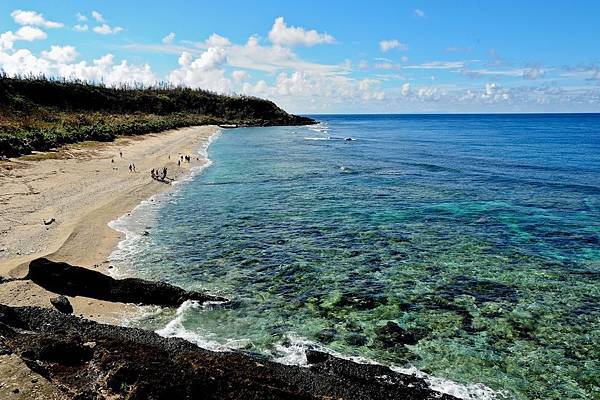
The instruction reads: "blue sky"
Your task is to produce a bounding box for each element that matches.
[1,1,599,113]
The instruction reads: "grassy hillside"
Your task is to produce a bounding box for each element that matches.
[0,75,315,158]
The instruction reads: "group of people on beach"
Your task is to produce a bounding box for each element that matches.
[177,154,193,166]
[114,153,198,183]
[151,167,168,182]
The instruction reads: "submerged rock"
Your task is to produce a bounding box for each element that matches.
[345,332,368,346]
[50,295,73,314]
[317,328,338,344]
[375,321,421,348]
[27,258,227,307]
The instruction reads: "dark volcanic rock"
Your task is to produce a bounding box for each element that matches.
[375,321,421,348]
[50,295,73,314]
[0,305,458,400]
[23,330,92,365]
[27,258,227,306]
[317,328,338,344]
[345,332,368,346]
[337,292,387,310]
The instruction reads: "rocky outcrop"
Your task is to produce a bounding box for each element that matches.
[50,296,73,314]
[0,305,457,400]
[27,258,227,306]
[375,321,422,348]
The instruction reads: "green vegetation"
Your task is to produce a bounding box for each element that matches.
[0,74,314,158]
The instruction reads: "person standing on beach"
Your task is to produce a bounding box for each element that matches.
[132,163,136,172]
[162,167,167,179]
[119,150,123,158]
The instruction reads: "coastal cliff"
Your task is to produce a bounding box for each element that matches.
[0,75,315,158]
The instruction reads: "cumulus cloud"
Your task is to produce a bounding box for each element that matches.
[268,17,334,47]
[1,26,48,49]
[73,24,88,32]
[239,70,385,107]
[522,67,544,80]
[0,36,156,87]
[417,86,442,101]
[57,54,156,86]
[162,32,175,44]
[414,9,426,18]
[481,82,510,101]
[76,13,87,22]
[94,24,123,35]
[41,45,79,63]
[168,48,230,93]
[17,26,48,41]
[0,48,51,76]
[401,82,411,96]
[88,11,122,35]
[91,11,105,23]
[11,9,63,29]
[379,39,408,53]
[205,33,231,48]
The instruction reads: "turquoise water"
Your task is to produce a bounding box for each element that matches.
[112,114,600,400]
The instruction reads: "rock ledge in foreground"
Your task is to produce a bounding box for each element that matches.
[27,258,227,306]
[0,305,457,400]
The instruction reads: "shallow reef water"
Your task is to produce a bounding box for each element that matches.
[111,114,600,400]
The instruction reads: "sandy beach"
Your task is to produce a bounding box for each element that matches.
[0,125,219,323]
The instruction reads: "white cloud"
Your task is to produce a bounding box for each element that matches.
[56,54,156,86]
[14,26,47,42]
[417,86,442,101]
[205,33,231,48]
[91,11,105,23]
[11,10,63,29]
[463,66,548,80]
[232,70,248,83]
[162,32,176,44]
[379,39,408,53]
[73,24,88,32]
[76,13,87,22]
[414,9,426,18]
[401,82,411,96]
[405,61,465,69]
[93,24,123,35]
[374,61,401,70]
[225,36,339,74]
[481,82,510,101]
[41,45,79,63]
[268,17,334,47]
[0,48,51,76]
[240,70,385,106]
[168,48,230,92]
[0,26,48,51]
[522,67,544,80]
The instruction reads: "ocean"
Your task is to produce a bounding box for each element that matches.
[109,114,600,400]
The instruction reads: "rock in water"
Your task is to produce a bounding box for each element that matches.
[376,321,420,347]
[50,295,73,314]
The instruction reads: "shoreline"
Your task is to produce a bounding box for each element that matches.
[0,125,220,323]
